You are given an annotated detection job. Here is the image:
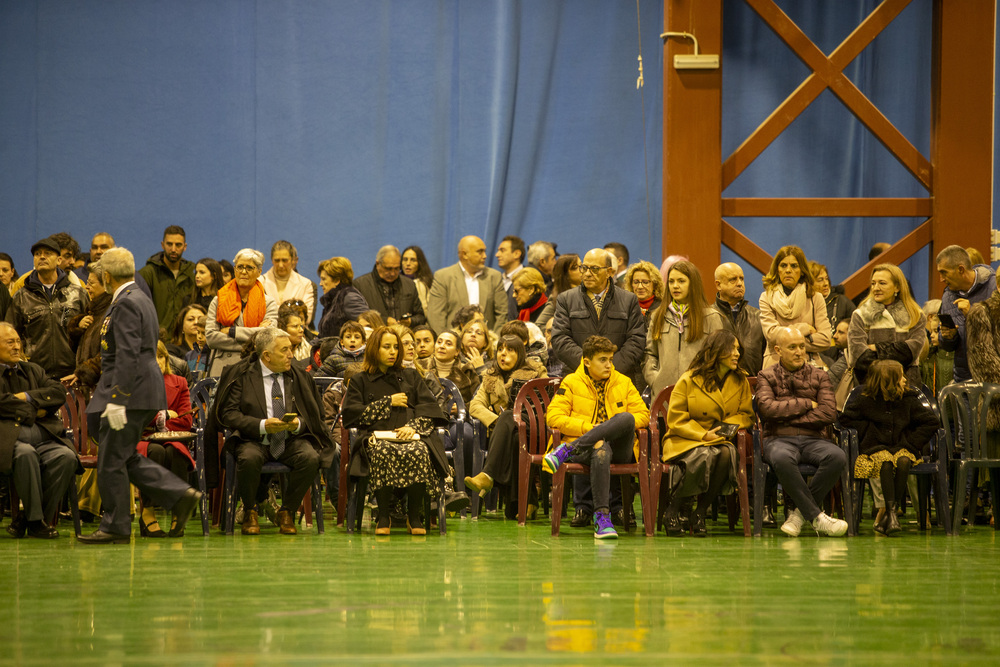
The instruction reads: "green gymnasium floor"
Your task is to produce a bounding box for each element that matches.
[3,508,999,665]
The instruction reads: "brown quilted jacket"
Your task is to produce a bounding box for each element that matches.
[756,361,836,440]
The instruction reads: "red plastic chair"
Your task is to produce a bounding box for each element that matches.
[547,425,652,537]
[648,384,751,537]
[515,377,563,526]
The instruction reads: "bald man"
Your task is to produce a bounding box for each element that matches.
[426,236,507,335]
[755,327,848,537]
[711,262,765,376]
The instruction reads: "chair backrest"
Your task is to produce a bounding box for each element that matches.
[438,377,468,421]
[649,383,673,437]
[313,376,341,394]
[939,382,1000,460]
[190,377,218,431]
[61,382,95,457]
[513,377,561,455]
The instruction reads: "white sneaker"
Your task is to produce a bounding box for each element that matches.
[812,512,848,537]
[780,509,806,537]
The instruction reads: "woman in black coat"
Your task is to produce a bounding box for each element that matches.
[840,360,938,536]
[341,326,448,536]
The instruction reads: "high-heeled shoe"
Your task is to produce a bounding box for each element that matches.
[690,509,707,537]
[664,507,683,536]
[375,522,391,536]
[139,514,167,538]
[464,472,493,496]
[406,518,426,536]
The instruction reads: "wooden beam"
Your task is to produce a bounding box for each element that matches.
[721,221,773,275]
[722,198,933,217]
[723,0,911,188]
[930,0,996,298]
[739,0,930,190]
[663,0,723,293]
[840,220,933,299]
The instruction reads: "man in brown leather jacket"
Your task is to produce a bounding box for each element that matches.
[756,327,848,537]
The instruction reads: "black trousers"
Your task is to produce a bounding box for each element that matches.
[236,438,320,512]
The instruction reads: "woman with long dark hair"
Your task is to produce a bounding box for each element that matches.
[401,245,434,313]
[341,326,450,536]
[660,329,754,536]
[189,258,226,311]
[643,260,723,398]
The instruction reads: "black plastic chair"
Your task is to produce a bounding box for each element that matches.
[751,399,855,537]
[190,377,217,536]
[438,378,484,519]
[840,384,952,535]
[939,382,1000,532]
[344,427,448,535]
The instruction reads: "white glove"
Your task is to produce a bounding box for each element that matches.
[101,403,128,431]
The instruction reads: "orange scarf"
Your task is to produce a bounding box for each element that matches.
[215,280,266,328]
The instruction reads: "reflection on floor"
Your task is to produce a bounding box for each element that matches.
[3,507,999,664]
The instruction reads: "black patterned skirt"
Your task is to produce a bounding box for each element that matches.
[366,436,442,496]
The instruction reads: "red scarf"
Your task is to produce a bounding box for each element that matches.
[518,291,548,322]
[215,280,266,328]
[638,295,656,314]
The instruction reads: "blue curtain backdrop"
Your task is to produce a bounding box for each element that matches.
[0,1,663,283]
[0,0,991,304]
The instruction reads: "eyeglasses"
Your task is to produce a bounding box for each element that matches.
[578,264,609,274]
[632,279,652,287]
[378,263,401,273]
[234,265,258,274]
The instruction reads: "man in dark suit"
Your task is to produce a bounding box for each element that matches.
[0,322,79,539]
[216,327,335,535]
[78,248,201,544]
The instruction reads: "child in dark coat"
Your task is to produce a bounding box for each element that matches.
[840,360,938,536]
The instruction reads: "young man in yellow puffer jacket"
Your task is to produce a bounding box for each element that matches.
[544,335,650,538]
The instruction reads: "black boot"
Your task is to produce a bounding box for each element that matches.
[884,502,901,536]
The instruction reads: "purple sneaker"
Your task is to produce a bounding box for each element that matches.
[542,443,574,475]
[594,511,618,539]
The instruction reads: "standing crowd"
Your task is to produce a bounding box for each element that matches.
[1,227,998,541]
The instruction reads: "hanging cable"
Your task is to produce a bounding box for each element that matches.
[635,0,654,257]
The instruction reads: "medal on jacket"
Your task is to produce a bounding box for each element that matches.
[100,315,111,350]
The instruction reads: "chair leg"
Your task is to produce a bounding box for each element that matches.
[437,486,447,535]
[952,462,969,532]
[649,464,661,535]
[313,474,324,535]
[67,482,82,538]
[736,442,751,537]
[223,455,237,536]
[197,465,209,536]
[517,454,531,526]
[452,434,467,520]
[990,470,1000,532]
[345,478,356,534]
[550,469,566,536]
[753,465,765,537]
[916,475,929,531]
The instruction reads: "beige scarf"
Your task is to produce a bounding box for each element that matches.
[768,282,809,321]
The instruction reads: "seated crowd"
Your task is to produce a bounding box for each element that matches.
[1,227,998,541]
